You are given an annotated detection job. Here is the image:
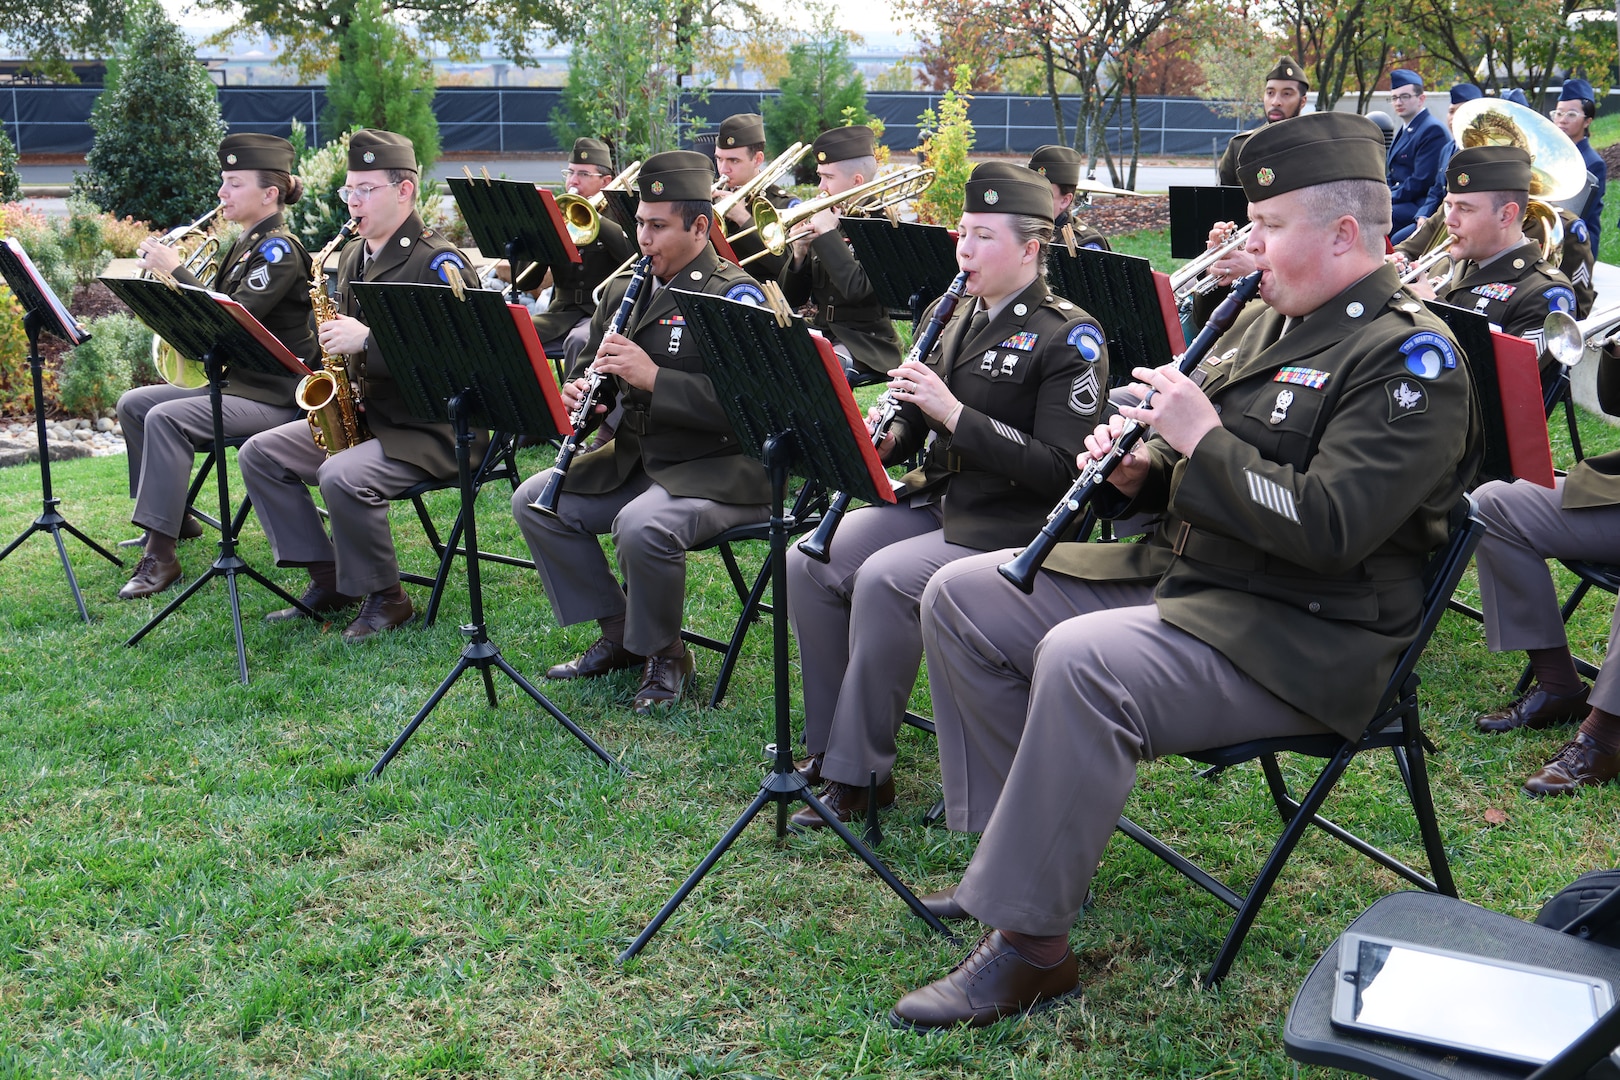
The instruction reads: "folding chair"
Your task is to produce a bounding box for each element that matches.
[1284,889,1620,1080]
[1113,494,1487,986]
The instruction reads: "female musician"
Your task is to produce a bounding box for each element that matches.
[116,133,318,600]
[784,161,1108,827]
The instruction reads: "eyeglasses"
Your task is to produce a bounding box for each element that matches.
[562,167,610,181]
[1550,109,1585,121]
[337,182,400,202]
[1390,92,1421,103]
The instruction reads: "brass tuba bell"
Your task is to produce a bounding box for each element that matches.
[1450,97,1588,265]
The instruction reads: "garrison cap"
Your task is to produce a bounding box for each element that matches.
[1503,88,1530,107]
[1389,69,1423,92]
[1450,83,1483,105]
[1560,78,1595,104]
[1447,145,1532,194]
[219,133,294,173]
[1027,144,1083,186]
[717,113,766,149]
[1266,56,1309,92]
[637,150,714,202]
[1237,112,1388,201]
[348,129,416,172]
[812,124,877,164]
[571,137,613,170]
[964,161,1054,220]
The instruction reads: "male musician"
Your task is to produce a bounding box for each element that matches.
[511,151,771,714]
[1387,70,1450,238]
[888,112,1475,1028]
[116,133,317,599]
[1406,145,1578,391]
[1215,56,1308,186]
[1550,78,1605,255]
[534,138,636,365]
[1469,343,1620,795]
[712,113,799,278]
[238,128,479,642]
[779,125,903,381]
[1027,145,1109,250]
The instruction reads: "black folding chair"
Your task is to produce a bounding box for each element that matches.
[1113,494,1487,986]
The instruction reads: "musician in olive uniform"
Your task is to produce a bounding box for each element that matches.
[1469,343,1620,795]
[238,129,479,642]
[1407,146,1578,392]
[116,133,317,599]
[1215,56,1309,186]
[534,138,636,365]
[785,162,1104,827]
[779,125,903,381]
[1027,145,1108,250]
[511,151,771,714]
[887,112,1476,1029]
[1396,201,1596,319]
[712,113,799,279]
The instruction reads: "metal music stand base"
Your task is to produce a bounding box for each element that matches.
[369,393,619,779]
[0,311,123,621]
[619,435,954,963]
[123,349,314,684]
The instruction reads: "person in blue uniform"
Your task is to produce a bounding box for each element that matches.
[1387,69,1450,238]
[1550,78,1605,256]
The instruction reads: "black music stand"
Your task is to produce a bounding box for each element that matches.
[103,275,319,682]
[600,188,639,237]
[618,290,952,963]
[1046,246,1182,378]
[446,176,581,302]
[838,218,958,326]
[350,280,618,778]
[1169,185,1250,259]
[0,239,122,620]
[1427,302,1517,486]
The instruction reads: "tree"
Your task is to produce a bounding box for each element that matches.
[1263,0,1416,112]
[760,7,869,182]
[904,0,1020,91]
[1411,0,1612,103]
[76,4,225,226]
[1194,12,1278,123]
[0,125,20,205]
[0,0,131,83]
[913,69,976,226]
[550,0,691,166]
[322,0,441,170]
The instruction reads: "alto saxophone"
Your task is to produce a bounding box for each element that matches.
[295,219,371,455]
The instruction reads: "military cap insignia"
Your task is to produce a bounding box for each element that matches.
[1399,331,1457,380]
[983,189,1000,205]
[725,136,735,145]
[363,151,376,163]
[1037,167,1048,176]
[1256,167,1275,187]
[1285,66,1295,76]
[1456,172,1469,186]
[817,151,827,161]
[651,180,664,194]
[1546,285,1576,314]
[1386,377,1429,421]
[226,153,238,164]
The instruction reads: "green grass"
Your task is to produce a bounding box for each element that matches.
[0,384,1617,1077]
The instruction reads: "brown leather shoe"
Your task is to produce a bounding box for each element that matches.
[632,650,695,714]
[545,636,644,680]
[1477,684,1590,733]
[919,885,972,921]
[1523,733,1620,796]
[795,751,825,785]
[117,554,181,599]
[340,592,414,642]
[264,582,361,623]
[889,929,1080,1030]
[790,776,896,830]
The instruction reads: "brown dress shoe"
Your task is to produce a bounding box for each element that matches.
[117,554,182,599]
[1523,733,1620,796]
[889,929,1080,1030]
[632,650,695,714]
[264,583,361,623]
[919,885,972,921]
[790,776,896,829]
[795,751,824,785]
[545,636,644,680]
[340,592,414,642]
[1477,684,1590,733]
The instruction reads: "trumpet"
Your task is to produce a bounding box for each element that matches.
[554,161,644,248]
[731,166,936,265]
[1399,236,1455,289]
[148,203,226,388]
[1168,223,1253,303]
[713,142,811,234]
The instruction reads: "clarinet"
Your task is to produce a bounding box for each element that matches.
[997,270,1261,593]
[531,255,651,517]
[796,270,971,562]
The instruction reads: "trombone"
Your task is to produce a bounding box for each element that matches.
[147,203,226,389]
[712,142,811,235]
[555,160,643,248]
[731,166,936,266]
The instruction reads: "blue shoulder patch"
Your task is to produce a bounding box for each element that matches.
[1571,218,1590,245]
[1067,322,1106,364]
[257,236,294,264]
[1082,239,1106,251]
[1546,285,1577,315]
[1399,330,1458,381]
[429,250,467,283]
[724,281,766,306]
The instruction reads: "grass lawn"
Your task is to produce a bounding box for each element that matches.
[1,269,1617,1076]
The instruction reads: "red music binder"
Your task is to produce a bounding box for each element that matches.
[1491,330,1555,488]
[1153,269,1189,355]
[508,302,575,436]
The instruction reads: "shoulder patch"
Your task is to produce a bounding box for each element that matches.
[256,236,294,264]
[1572,218,1589,245]
[1067,322,1106,364]
[1399,331,1458,381]
[429,250,467,283]
[1386,377,1429,421]
[1082,239,1106,251]
[1545,285,1577,314]
[1068,367,1101,416]
[724,281,767,306]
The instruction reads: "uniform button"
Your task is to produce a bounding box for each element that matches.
[1308,601,1321,613]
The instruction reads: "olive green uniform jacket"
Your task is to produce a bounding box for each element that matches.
[1439,239,1576,382]
[531,215,635,345]
[778,225,903,378]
